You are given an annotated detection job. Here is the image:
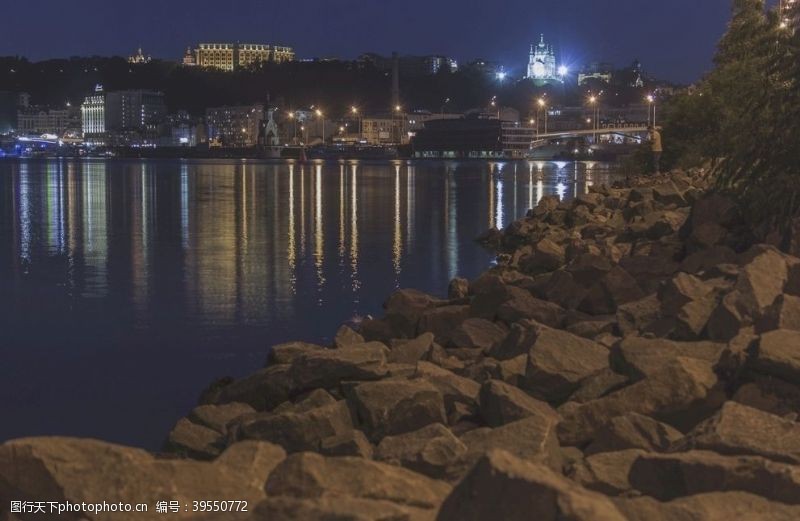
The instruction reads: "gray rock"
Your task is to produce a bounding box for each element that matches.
[735,246,790,317]
[615,492,800,521]
[165,418,224,460]
[448,277,470,299]
[417,305,470,345]
[216,364,295,411]
[188,402,256,434]
[569,368,629,404]
[288,342,388,392]
[268,341,325,365]
[375,423,467,480]
[388,332,436,364]
[523,325,610,403]
[415,362,481,414]
[675,401,800,464]
[478,379,559,427]
[0,438,286,519]
[272,388,337,415]
[558,357,725,446]
[265,451,451,511]
[333,324,365,348]
[628,450,800,505]
[566,253,614,287]
[707,290,751,342]
[585,412,683,455]
[732,375,800,418]
[458,415,563,474]
[616,293,662,337]
[570,449,646,495]
[348,378,447,441]
[611,336,726,381]
[437,450,627,521]
[757,294,800,333]
[252,496,426,521]
[234,400,354,453]
[579,266,646,315]
[752,329,800,382]
[319,430,374,459]
[450,318,508,350]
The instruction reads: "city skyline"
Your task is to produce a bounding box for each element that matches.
[2,0,743,83]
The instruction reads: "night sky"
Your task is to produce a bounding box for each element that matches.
[2,0,745,83]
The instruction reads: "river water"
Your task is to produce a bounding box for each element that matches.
[0,158,621,448]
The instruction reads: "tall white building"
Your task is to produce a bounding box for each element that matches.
[527,34,558,84]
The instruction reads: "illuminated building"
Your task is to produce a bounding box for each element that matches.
[192,43,296,71]
[578,63,614,86]
[81,85,106,140]
[81,86,166,144]
[527,34,559,84]
[206,104,264,147]
[128,47,152,64]
[182,47,196,66]
[17,106,80,136]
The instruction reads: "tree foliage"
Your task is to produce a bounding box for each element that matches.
[712,0,800,237]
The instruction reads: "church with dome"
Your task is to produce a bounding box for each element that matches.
[527,34,559,84]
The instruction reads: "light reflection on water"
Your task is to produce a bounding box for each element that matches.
[0,158,620,448]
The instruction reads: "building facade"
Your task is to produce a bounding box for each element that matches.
[192,43,295,71]
[81,87,166,144]
[578,63,614,86]
[527,34,558,84]
[17,106,80,136]
[206,104,264,147]
[128,47,152,64]
[81,86,106,139]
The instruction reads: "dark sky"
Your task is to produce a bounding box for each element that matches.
[1,0,743,83]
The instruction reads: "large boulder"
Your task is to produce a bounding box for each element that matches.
[457,415,562,474]
[287,343,388,392]
[735,246,791,317]
[615,492,800,521]
[450,318,508,350]
[232,400,354,453]
[268,341,325,365]
[165,418,224,460]
[757,294,800,333]
[384,288,446,338]
[414,362,480,414]
[579,266,645,315]
[0,438,286,521]
[523,325,610,403]
[265,451,451,512]
[478,379,559,427]
[388,332,436,364]
[471,285,564,328]
[215,364,295,411]
[675,401,800,464]
[417,305,470,345]
[569,449,646,495]
[347,379,447,441]
[558,357,725,446]
[611,336,725,381]
[375,423,467,480]
[616,294,662,337]
[584,412,683,455]
[751,329,800,383]
[333,325,365,349]
[188,402,255,434]
[628,450,800,505]
[437,450,627,521]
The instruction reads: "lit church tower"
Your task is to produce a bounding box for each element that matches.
[527,34,559,84]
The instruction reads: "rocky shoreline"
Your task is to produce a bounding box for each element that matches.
[3,168,800,520]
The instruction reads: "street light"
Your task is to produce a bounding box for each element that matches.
[646,95,656,127]
[316,109,325,143]
[351,106,362,141]
[537,98,548,134]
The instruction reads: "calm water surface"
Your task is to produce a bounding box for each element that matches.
[0,158,620,448]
